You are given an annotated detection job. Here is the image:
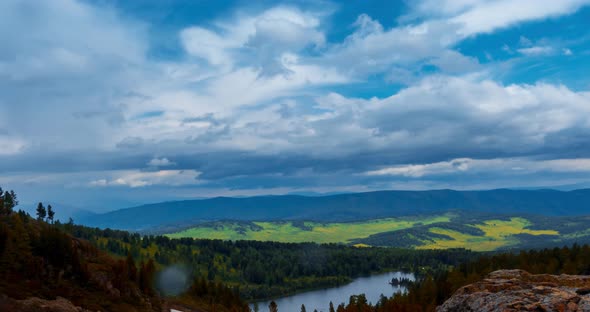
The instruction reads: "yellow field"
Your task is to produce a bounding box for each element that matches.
[166,215,451,244]
[417,218,559,251]
[166,216,561,251]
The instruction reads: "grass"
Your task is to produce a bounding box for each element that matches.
[417,218,559,252]
[166,216,564,252]
[166,215,451,244]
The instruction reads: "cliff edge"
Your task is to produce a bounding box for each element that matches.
[437,269,590,312]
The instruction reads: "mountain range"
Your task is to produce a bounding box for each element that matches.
[78,188,590,231]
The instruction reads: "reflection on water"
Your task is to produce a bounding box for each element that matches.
[251,271,414,312]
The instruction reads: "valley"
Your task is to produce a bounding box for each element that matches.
[165,215,450,244]
[165,213,589,251]
[4,186,590,312]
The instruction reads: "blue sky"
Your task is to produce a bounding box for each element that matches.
[1,0,590,211]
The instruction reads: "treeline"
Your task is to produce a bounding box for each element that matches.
[322,244,590,311]
[59,221,477,300]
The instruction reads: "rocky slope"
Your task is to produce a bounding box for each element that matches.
[438,269,590,312]
[0,296,91,312]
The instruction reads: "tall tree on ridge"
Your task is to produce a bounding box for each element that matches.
[0,188,18,215]
[47,205,55,224]
[36,202,46,221]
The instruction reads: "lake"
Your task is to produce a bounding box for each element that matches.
[250,271,414,312]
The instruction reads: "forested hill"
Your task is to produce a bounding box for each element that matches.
[0,187,250,312]
[80,188,590,231]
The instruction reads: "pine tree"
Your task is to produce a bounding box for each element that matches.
[269,301,278,312]
[329,301,335,312]
[0,187,4,215]
[300,304,306,312]
[0,188,18,215]
[8,191,17,209]
[47,205,55,224]
[36,202,46,221]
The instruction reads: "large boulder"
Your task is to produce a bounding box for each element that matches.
[437,269,590,312]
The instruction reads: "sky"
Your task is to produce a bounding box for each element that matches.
[1,0,590,211]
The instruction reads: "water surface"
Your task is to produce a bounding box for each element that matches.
[251,271,414,312]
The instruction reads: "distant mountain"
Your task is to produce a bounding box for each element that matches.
[78,189,590,231]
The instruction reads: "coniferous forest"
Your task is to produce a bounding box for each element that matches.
[3,186,590,311]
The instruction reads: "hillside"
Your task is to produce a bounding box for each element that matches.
[0,188,250,312]
[6,185,590,312]
[80,189,590,231]
[0,212,163,311]
[165,213,590,251]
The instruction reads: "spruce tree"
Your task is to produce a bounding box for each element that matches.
[36,202,46,221]
[0,187,4,215]
[47,205,55,223]
[0,189,18,215]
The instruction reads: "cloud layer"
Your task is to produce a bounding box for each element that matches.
[1,0,590,209]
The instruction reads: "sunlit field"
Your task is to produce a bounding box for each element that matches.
[417,218,559,251]
[166,215,450,243]
[166,215,566,251]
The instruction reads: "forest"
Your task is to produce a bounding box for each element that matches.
[324,243,590,311]
[62,220,476,300]
[0,187,249,312]
[3,185,590,312]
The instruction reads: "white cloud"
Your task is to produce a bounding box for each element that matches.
[180,27,236,68]
[519,36,533,47]
[89,170,201,188]
[320,0,589,79]
[366,157,590,177]
[450,0,590,36]
[285,75,590,159]
[563,48,573,55]
[180,6,325,73]
[517,46,554,56]
[147,157,175,167]
[320,15,466,77]
[404,0,590,37]
[366,158,472,177]
[0,135,25,155]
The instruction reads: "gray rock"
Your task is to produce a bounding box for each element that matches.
[437,270,590,312]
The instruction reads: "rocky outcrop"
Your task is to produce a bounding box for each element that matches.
[437,270,590,312]
[0,295,92,312]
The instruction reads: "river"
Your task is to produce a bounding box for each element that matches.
[250,271,414,312]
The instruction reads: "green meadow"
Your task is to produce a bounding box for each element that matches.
[166,215,451,244]
[163,213,590,251]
